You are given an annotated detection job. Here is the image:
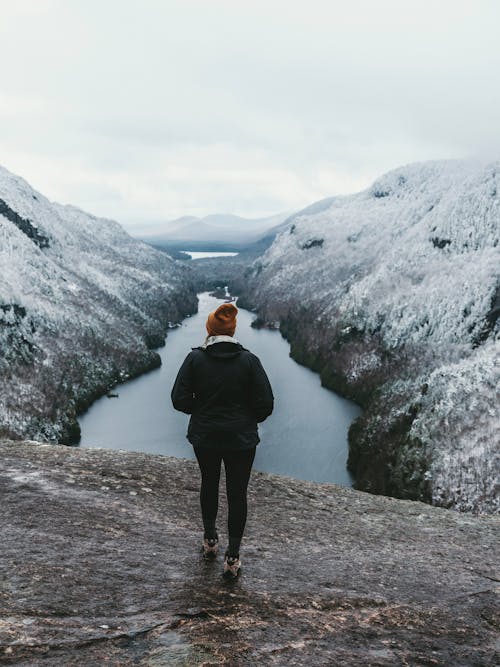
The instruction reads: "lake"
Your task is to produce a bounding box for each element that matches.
[184,251,239,259]
[78,292,362,486]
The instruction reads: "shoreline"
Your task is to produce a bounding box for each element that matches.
[67,299,200,445]
[77,290,360,488]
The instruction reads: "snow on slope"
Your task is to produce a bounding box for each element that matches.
[0,165,197,443]
[244,159,499,513]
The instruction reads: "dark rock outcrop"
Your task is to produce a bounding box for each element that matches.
[0,440,498,666]
[0,198,50,248]
[300,238,324,249]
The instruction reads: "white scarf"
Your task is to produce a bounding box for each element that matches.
[201,334,239,349]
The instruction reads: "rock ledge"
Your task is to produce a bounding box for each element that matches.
[0,440,498,666]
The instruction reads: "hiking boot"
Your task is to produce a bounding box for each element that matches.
[223,551,241,578]
[202,536,219,560]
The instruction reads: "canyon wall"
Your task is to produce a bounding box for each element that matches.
[0,166,197,443]
[238,160,499,513]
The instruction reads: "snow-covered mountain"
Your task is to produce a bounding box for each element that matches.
[240,159,499,514]
[136,211,291,245]
[0,165,197,443]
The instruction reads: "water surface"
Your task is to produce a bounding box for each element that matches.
[79,292,361,486]
[184,251,239,259]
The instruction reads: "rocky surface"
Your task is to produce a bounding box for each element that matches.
[0,440,498,666]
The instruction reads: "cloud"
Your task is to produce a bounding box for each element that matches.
[0,0,499,230]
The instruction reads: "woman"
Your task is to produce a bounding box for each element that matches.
[171,301,274,577]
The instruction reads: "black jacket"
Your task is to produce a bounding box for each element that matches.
[171,340,274,450]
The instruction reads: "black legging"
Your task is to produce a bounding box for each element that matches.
[193,446,256,539]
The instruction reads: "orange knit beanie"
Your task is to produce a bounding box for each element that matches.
[206,302,238,336]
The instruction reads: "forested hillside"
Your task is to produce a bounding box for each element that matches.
[0,166,197,443]
[240,160,499,513]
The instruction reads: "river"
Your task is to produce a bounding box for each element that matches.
[78,292,362,486]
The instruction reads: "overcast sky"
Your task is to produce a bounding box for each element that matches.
[1,0,499,232]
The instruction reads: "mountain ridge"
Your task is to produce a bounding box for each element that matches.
[238,158,499,514]
[136,210,292,245]
[0,164,197,443]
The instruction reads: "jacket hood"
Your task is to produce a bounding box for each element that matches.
[193,335,244,359]
[204,342,244,359]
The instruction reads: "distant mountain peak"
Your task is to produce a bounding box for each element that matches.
[138,210,293,245]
